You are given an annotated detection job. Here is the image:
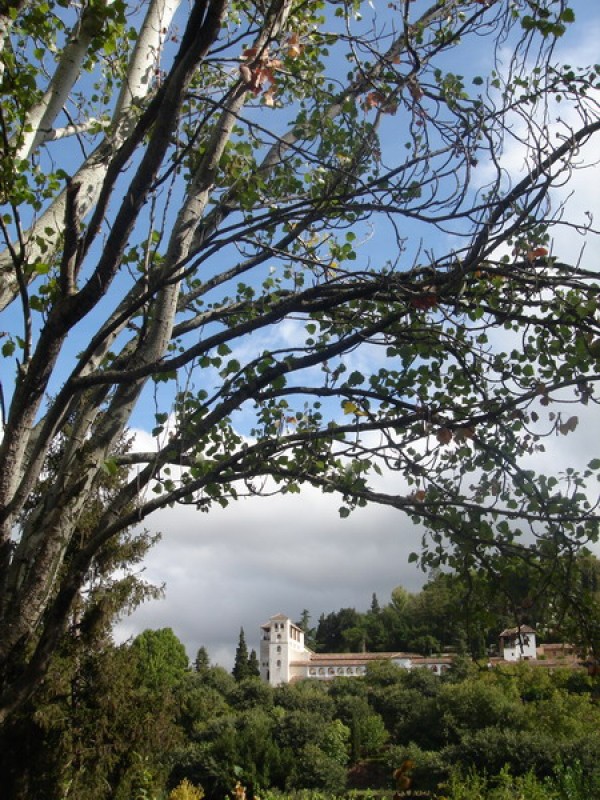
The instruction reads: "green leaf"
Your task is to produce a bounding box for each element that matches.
[347,370,364,387]
[1,340,15,357]
[100,458,119,476]
[224,359,240,375]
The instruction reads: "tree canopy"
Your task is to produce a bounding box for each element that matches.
[6,624,600,799]
[1,0,599,724]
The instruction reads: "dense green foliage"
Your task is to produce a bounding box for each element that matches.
[3,589,600,800]
[2,0,600,794]
[312,557,600,659]
[233,628,261,682]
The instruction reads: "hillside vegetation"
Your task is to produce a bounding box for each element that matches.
[3,583,600,799]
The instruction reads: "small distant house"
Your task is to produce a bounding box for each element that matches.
[498,625,537,661]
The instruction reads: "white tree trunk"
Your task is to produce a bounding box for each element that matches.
[0,0,181,311]
[11,3,107,163]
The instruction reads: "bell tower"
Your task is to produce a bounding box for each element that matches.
[259,613,308,685]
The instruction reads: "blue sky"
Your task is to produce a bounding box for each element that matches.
[2,0,597,670]
[114,1,600,669]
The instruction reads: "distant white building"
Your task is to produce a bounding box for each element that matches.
[259,613,452,686]
[498,625,537,661]
[259,615,582,686]
[260,613,312,686]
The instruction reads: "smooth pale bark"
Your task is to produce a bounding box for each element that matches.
[11,2,108,162]
[0,0,30,74]
[1,0,228,583]
[4,0,295,589]
[0,0,181,311]
[0,0,265,723]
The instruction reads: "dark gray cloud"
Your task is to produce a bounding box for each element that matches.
[115,394,600,672]
[115,488,426,669]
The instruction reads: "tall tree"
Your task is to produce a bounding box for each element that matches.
[1,0,600,725]
[131,628,190,693]
[316,608,363,653]
[232,628,250,682]
[296,609,317,650]
[194,646,211,674]
[0,429,162,798]
[247,648,261,678]
[540,550,600,661]
[370,594,381,616]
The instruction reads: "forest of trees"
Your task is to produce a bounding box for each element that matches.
[309,553,600,660]
[2,583,600,800]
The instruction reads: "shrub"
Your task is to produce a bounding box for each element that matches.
[169,778,205,800]
[545,761,600,800]
[385,744,449,793]
[286,743,348,793]
[439,766,549,800]
[444,726,560,777]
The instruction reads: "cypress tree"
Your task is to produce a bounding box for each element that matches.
[247,648,260,678]
[232,628,250,681]
[194,646,210,674]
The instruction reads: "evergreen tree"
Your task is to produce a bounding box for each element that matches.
[297,609,312,630]
[194,646,210,674]
[296,609,317,650]
[131,628,189,693]
[233,628,250,682]
[370,593,381,615]
[0,432,163,800]
[365,594,387,651]
[248,649,260,678]
[316,609,363,653]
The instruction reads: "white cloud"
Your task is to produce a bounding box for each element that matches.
[475,22,600,258]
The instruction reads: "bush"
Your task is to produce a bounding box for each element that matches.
[439,766,549,800]
[286,744,348,793]
[169,778,205,800]
[439,762,600,800]
[444,726,560,777]
[385,744,449,794]
[545,761,600,800]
